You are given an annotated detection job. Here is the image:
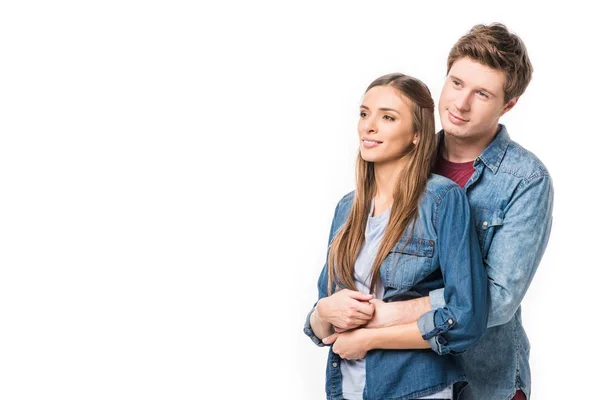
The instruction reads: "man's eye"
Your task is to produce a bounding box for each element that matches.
[360,111,367,117]
[477,91,489,98]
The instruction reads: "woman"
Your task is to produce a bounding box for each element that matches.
[304,73,488,400]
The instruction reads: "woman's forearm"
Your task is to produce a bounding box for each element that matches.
[323,321,430,359]
[365,321,429,350]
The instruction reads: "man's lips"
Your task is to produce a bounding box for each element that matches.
[448,110,469,124]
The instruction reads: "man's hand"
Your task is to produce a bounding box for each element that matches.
[316,289,374,332]
[323,329,372,360]
[364,299,405,329]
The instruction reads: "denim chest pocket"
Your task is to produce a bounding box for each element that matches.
[382,237,435,291]
[474,208,504,255]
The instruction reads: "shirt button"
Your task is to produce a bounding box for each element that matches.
[482,221,488,227]
[332,362,338,368]
[448,319,454,325]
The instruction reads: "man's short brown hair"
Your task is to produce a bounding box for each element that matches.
[447,23,533,103]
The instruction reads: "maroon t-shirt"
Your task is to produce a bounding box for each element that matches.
[512,390,526,399]
[433,153,475,188]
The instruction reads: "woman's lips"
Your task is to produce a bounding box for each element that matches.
[362,139,382,148]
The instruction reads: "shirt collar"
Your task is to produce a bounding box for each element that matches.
[437,124,511,174]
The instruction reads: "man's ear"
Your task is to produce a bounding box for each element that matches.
[500,97,519,117]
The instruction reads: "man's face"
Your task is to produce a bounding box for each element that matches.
[438,57,516,142]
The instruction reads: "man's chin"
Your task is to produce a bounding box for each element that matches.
[441,125,462,137]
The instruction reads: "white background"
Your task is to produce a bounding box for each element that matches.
[1,1,597,399]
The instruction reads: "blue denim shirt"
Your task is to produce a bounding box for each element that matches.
[304,174,488,400]
[430,125,554,400]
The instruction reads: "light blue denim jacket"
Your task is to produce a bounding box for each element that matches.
[304,174,488,400]
[430,125,554,400]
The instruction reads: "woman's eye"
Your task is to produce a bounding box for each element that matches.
[383,115,395,121]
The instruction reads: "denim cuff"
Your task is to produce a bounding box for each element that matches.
[417,310,443,354]
[417,310,454,355]
[429,288,446,310]
[303,306,325,347]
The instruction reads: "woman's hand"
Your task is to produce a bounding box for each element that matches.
[316,289,374,332]
[324,329,372,360]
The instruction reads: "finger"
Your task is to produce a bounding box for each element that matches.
[350,311,374,322]
[348,314,371,325]
[349,318,370,327]
[346,291,374,301]
[337,318,364,331]
[331,342,339,355]
[354,301,375,317]
[334,326,348,333]
[323,333,339,345]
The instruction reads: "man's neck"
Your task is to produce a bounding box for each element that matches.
[442,127,499,163]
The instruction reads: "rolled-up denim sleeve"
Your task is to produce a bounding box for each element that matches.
[303,265,329,346]
[417,187,488,355]
[428,287,445,310]
[303,198,344,346]
[304,307,324,346]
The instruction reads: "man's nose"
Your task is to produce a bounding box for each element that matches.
[454,91,471,112]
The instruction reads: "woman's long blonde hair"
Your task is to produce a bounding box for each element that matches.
[327,73,437,295]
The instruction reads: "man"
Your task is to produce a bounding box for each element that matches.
[323,23,553,399]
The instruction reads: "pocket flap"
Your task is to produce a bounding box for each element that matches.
[477,208,504,231]
[390,237,434,257]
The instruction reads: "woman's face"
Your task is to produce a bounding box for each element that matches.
[358,85,417,165]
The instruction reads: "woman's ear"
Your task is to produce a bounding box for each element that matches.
[412,135,418,145]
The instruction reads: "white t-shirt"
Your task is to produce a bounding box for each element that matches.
[341,204,452,400]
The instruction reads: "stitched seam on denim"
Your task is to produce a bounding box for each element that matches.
[494,142,549,177]
[422,318,454,340]
[424,180,455,206]
[433,186,463,233]
[515,174,551,193]
[513,318,522,393]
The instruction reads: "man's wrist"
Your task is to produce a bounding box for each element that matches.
[417,296,432,315]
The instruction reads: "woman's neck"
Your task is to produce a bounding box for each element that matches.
[372,159,407,215]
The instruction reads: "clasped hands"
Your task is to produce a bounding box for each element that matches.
[315,289,390,360]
